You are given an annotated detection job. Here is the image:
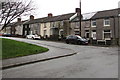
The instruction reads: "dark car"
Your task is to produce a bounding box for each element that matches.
[2,33,11,37]
[65,35,88,45]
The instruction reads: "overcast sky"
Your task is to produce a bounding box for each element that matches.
[25,0,120,19]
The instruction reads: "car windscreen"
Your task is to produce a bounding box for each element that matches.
[77,36,87,41]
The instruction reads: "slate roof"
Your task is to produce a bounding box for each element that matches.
[44,13,75,22]
[23,13,75,25]
[6,20,27,27]
[6,8,119,27]
[91,8,119,19]
[23,17,47,24]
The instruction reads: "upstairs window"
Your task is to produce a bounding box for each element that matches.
[104,18,110,26]
[85,21,90,28]
[91,20,96,27]
[75,22,79,29]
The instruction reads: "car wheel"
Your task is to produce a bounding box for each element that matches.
[75,41,79,45]
[66,40,69,44]
[32,37,34,40]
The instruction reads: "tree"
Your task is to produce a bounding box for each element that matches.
[0,0,35,30]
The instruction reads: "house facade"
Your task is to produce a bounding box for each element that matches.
[70,12,97,40]
[1,8,119,45]
[2,18,24,36]
[91,8,119,45]
[40,13,76,39]
[23,15,43,36]
[70,8,119,45]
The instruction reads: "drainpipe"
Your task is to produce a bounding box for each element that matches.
[113,17,116,45]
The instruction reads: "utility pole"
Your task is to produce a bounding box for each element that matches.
[118,1,120,46]
[79,0,81,36]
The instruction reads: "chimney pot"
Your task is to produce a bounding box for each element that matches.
[75,8,80,13]
[17,18,21,22]
[48,13,53,17]
[30,15,34,20]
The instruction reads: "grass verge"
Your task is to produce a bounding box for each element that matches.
[1,38,49,59]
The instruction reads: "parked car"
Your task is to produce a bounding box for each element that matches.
[0,33,3,36]
[65,35,88,45]
[26,34,40,40]
[2,33,11,37]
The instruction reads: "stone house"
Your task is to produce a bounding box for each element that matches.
[23,15,46,36]
[91,8,119,45]
[22,8,80,39]
[40,13,76,39]
[70,8,119,45]
[2,7,119,45]
[70,12,97,40]
[2,18,24,36]
[23,13,75,39]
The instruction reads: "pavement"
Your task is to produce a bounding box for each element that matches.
[2,37,77,69]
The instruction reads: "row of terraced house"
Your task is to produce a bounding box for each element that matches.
[1,8,120,45]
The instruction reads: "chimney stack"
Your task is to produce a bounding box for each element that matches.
[17,18,21,22]
[30,15,34,20]
[48,13,53,17]
[75,8,80,13]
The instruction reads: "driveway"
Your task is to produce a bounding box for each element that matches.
[2,37,118,78]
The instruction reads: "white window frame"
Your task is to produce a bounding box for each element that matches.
[91,20,96,27]
[104,19,110,26]
[85,21,89,27]
[25,31,27,35]
[91,31,96,40]
[60,21,64,26]
[30,31,33,35]
[75,22,79,28]
[103,30,111,40]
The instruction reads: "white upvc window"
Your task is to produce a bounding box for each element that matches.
[25,31,27,35]
[103,30,111,40]
[25,25,27,28]
[75,22,79,28]
[60,21,64,26]
[91,20,96,27]
[91,30,96,40]
[59,29,63,36]
[104,19,110,26]
[30,31,33,35]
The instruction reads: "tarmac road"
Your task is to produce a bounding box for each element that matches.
[2,37,118,78]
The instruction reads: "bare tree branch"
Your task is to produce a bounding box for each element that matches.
[0,0,35,30]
